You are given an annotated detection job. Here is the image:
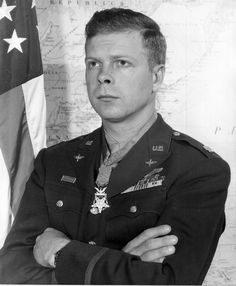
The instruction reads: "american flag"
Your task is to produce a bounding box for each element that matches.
[0,0,46,247]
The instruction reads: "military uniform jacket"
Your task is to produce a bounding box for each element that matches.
[0,114,230,284]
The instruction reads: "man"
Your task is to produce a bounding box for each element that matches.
[0,8,230,284]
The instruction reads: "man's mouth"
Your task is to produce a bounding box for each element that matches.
[97,95,118,101]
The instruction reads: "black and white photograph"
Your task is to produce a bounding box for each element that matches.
[0,0,235,284]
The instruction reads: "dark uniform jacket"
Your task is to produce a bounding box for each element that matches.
[0,114,230,284]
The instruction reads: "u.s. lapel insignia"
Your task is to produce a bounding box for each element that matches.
[145,159,157,167]
[121,168,165,194]
[90,187,110,214]
[152,145,164,152]
[85,140,93,146]
[74,154,85,162]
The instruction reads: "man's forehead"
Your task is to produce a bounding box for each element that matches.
[86,29,141,40]
[85,30,147,57]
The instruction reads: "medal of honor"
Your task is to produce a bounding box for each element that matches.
[90,186,110,214]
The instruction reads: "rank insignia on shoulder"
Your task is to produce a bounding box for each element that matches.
[85,140,93,146]
[61,175,76,184]
[202,145,213,152]
[173,131,181,136]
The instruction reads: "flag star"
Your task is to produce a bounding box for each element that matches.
[0,0,16,21]
[3,30,27,53]
[31,0,36,8]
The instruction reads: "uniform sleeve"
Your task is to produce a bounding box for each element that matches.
[55,157,230,285]
[0,149,54,284]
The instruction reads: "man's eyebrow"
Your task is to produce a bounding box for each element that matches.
[110,55,136,61]
[85,56,99,61]
[85,55,139,63]
[85,54,136,59]
[85,57,104,65]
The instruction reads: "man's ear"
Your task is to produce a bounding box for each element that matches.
[152,64,165,92]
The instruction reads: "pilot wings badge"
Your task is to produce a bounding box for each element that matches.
[90,187,110,215]
[121,168,165,194]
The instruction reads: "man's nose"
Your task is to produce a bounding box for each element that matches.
[98,66,114,84]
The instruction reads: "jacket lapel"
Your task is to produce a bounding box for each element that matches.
[107,114,173,198]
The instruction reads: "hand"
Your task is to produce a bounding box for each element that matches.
[33,227,71,268]
[122,225,178,263]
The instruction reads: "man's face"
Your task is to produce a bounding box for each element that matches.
[85,31,160,123]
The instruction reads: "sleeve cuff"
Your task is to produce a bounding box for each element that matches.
[55,240,108,284]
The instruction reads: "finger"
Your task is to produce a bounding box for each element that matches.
[140,246,176,262]
[44,227,56,232]
[127,234,178,256]
[123,225,171,252]
[35,234,41,243]
[152,257,165,263]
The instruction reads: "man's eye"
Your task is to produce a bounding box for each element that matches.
[87,61,100,69]
[116,60,130,67]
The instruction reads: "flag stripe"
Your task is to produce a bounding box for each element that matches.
[0,85,26,173]
[0,148,11,249]
[0,85,35,216]
[22,75,47,156]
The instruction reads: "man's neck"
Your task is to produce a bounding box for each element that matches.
[103,111,157,154]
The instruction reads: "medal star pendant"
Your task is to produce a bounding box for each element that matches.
[90,187,110,215]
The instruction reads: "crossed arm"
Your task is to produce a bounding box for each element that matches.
[33,225,178,268]
[32,157,229,284]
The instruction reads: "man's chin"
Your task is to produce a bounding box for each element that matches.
[99,113,126,123]
[102,116,124,123]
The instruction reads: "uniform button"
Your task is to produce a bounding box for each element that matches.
[56,200,63,207]
[173,131,180,136]
[88,241,96,245]
[130,205,137,213]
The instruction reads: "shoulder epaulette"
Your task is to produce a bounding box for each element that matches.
[46,134,85,150]
[172,130,220,159]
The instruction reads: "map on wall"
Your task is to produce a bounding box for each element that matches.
[36,0,236,284]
